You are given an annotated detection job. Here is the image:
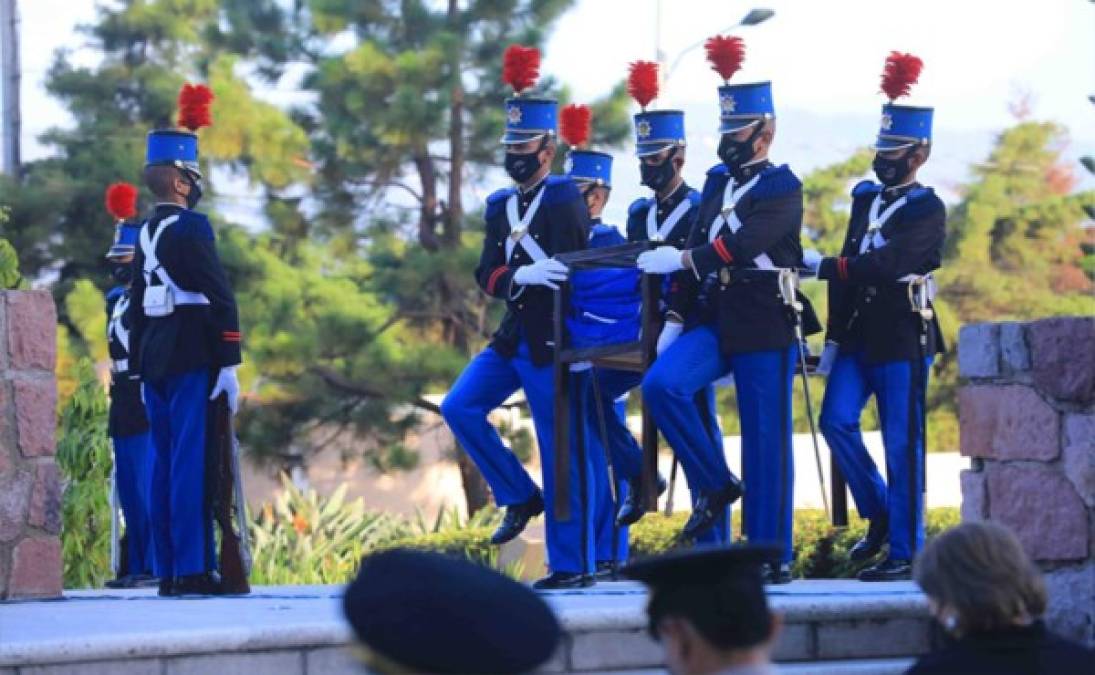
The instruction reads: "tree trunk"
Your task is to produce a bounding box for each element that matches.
[413,151,440,251]
[456,449,491,516]
[445,84,464,243]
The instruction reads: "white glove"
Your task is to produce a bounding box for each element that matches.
[802,249,823,273]
[637,246,685,275]
[513,258,569,290]
[656,321,683,355]
[815,341,839,377]
[140,383,148,407]
[209,366,240,414]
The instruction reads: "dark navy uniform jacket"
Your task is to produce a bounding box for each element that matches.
[626,182,701,318]
[674,162,820,355]
[126,204,242,383]
[476,175,589,367]
[105,286,149,438]
[818,180,945,364]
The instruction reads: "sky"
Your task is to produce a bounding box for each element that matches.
[6,0,1095,227]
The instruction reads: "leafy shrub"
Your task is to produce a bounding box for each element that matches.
[630,507,961,579]
[57,359,113,588]
[249,474,411,585]
[0,236,22,290]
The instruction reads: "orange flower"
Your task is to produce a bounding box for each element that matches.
[292,513,308,535]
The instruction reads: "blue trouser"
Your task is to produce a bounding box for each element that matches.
[441,343,595,575]
[819,352,931,560]
[144,368,216,579]
[113,431,155,575]
[644,324,796,559]
[591,367,729,547]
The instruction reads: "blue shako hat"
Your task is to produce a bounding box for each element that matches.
[634,110,686,157]
[107,224,142,260]
[566,150,613,187]
[502,98,557,145]
[874,52,932,150]
[718,81,774,134]
[146,129,200,175]
[875,105,933,150]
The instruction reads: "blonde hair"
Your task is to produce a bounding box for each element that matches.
[913,522,1047,634]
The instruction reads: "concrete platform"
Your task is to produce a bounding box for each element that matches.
[0,581,931,674]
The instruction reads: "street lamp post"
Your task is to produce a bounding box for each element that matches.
[658,6,774,84]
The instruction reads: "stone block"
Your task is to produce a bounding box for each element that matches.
[958,323,999,379]
[29,460,62,533]
[960,469,987,522]
[4,291,57,372]
[0,466,32,542]
[19,659,163,675]
[999,322,1031,374]
[0,381,13,473]
[771,620,814,661]
[569,629,663,671]
[816,617,931,659]
[304,647,362,675]
[987,464,1088,562]
[165,651,304,675]
[1062,414,1095,508]
[7,536,62,599]
[14,378,56,457]
[1042,562,1094,646]
[1028,316,1095,405]
[958,384,1059,461]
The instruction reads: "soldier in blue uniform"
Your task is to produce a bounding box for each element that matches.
[638,38,818,582]
[127,84,242,596]
[102,183,157,589]
[803,53,944,582]
[440,48,595,589]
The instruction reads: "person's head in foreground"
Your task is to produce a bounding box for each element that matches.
[908,521,1093,675]
[343,548,561,674]
[623,545,782,675]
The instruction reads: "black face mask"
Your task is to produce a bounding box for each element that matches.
[504,139,546,185]
[718,123,764,172]
[111,264,133,285]
[872,148,916,186]
[183,173,204,209]
[640,147,679,193]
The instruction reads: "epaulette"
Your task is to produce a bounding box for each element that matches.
[628,197,652,218]
[749,164,802,201]
[105,286,126,304]
[485,187,514,219]
[851,180,881,198]
[706,162,729,177]
[173,210,215,241]
[542,174,580,206]
[900,186,944,219]
[686,188,702,208]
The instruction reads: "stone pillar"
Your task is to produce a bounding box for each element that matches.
[958,317,1094,645]
[0,290,61,600]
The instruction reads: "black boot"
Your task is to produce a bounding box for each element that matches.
[157,578,176,597]
[532,571,595,590]
[490,491,544,545]
[681,476,744,540]
[172,572,226,596]
[762,561,793,585]
[593,561,618,581]
[858,557,912,582]
[849,516,889,562]
[615,474,668,527]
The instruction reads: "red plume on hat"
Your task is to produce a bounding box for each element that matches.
[627,61,659,111]
[704,35,745,84]
[561,104,591,148]
[105,182,139,222]
[502,44,541,95]
[177,83,214,131]
[880,52,923,101]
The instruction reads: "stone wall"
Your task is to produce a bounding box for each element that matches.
[0,290,61,600]
[958,316,1094,645]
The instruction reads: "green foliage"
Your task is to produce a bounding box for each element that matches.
[0,237,21,290]
[56,359,113,589]
[64,279,110,362]
[630,508,961,580]
[249,474,411,585]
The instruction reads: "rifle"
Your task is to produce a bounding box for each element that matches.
[208,394,252,595]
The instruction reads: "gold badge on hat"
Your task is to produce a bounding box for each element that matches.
[507,105,523,124]
[636,119,652,139]
[880,113,893,131]
[720,94,736,113]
